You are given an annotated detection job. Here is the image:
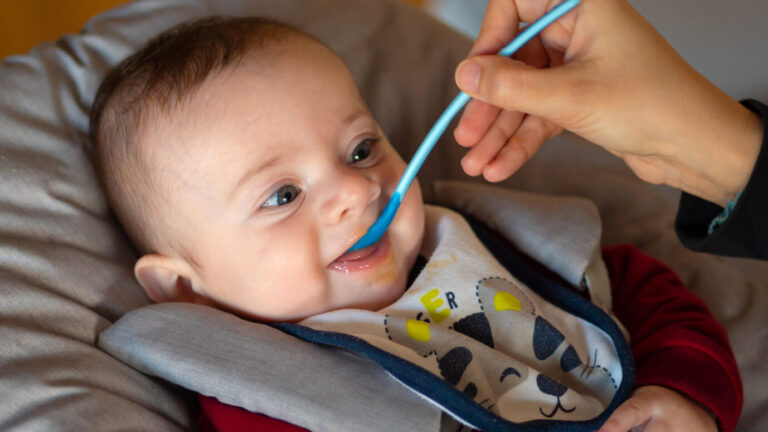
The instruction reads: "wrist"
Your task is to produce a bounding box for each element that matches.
[661,92,762,207]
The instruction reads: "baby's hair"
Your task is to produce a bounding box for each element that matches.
[90,16,306,254]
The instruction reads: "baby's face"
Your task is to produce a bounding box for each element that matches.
[142,37,424,321]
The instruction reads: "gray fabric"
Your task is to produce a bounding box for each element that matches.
[2,0,768,430]
[99,303,442,432]
[434,181,618,318]
[433,181,601,288]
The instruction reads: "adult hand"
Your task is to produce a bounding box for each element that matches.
[454,0,762,206]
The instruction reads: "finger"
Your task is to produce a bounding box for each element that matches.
[454,98,502,148]
[542,40,565,68]
[597,398,651,432]
[461,109,525,177]
[458,33,548,149]
[469,0,520,56]
[472,0,579,56]
[515,0,563,25]
[481,114,560,182]
[631,418,656,432]
[512,34,550,68]
[455,55,572,122]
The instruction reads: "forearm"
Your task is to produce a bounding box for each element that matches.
[674,99,768,258]
[657,79,763,206]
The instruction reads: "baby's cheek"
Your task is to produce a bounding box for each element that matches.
[395,184,425,263]
[382,146,407,181]
[404,182,424,229]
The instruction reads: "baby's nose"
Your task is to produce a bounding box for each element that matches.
[322,171,381,225]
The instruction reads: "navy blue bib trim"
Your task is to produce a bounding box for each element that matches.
[274,215,635,432]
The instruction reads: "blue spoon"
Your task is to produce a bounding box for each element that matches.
[349,0,581,251]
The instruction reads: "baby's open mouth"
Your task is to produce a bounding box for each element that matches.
[329,234,390,273]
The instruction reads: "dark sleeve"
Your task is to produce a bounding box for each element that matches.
[675,99,768,259]
[198,394,309,432]
[603,244,742,432]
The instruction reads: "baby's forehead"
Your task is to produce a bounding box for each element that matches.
[170,40,360,121]
[180,36,348,105]
[140,50,366,174]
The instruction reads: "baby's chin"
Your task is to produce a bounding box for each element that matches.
[327,272,406,313]
[330,229,422,308]
[355,240,423,312]
[365,275,409,311]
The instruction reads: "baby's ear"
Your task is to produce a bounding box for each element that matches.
[134,254,210,305]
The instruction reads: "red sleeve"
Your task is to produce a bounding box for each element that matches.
[603,244,743,432]
[198,394,308,432]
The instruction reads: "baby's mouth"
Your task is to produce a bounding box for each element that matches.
[329,234,390,273]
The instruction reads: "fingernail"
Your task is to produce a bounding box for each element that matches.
[460,156,476,176]
[456,60,481,93]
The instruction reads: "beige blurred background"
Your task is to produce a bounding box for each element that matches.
[0,0,126,58]
[0,0,448,59]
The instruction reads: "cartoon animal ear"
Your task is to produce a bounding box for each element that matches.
[476,277,535,314]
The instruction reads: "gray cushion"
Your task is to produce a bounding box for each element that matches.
[99,303,443,432]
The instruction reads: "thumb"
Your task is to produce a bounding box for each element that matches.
[455,55,573,122]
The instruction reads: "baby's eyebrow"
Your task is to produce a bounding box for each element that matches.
[228,154,285,203]
[342,110,370,126]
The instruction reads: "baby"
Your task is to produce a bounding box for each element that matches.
[92,17,424,323]
[90,17,738,432]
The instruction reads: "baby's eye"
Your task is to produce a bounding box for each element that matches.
[347,138,379,164]
[262,184,301,208]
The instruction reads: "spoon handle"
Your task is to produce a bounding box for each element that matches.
[350,0,581,251]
